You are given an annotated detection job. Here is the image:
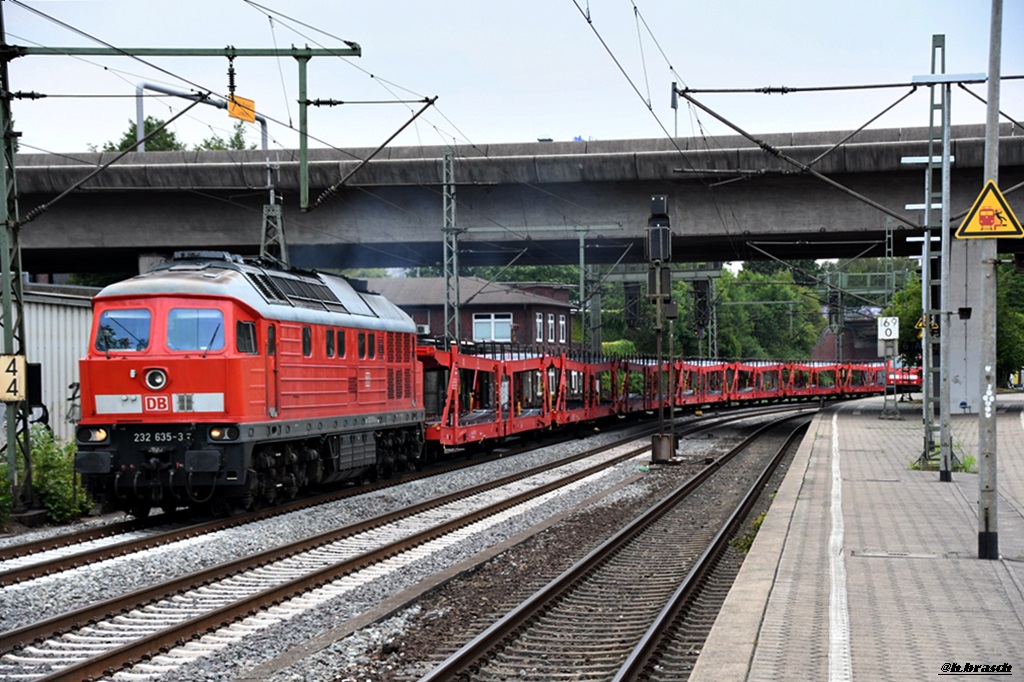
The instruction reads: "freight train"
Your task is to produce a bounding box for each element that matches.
[74,252,889,516]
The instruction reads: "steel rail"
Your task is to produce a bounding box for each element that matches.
[612,420,809,681]
[0,430,586,585]
[0,403,805,586]
[418,412,809,681]
[31,439,656,681]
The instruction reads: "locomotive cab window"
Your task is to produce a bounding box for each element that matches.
[167,309,225,352]
[337,330,346,358]
[302,327,312,357]
[326,328,335,357]
[236,321,258,355]
[95,309,151,352]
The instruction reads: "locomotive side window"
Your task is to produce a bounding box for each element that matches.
[337,330,346,358]
[267,325,276,355]
[168,309,225,352]
[236,321,258,355]
[326,328,335,357]
[302,327,312,357]
[358,332,366,359]
[369,333,376,359]
[95,309,151,352]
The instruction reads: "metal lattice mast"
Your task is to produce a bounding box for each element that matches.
[0,8,31,510]
[918,35,948,471]
[442,147,461,343]
[260,159,288,268]
[885,221,895,308]
[880,221,902,419]
[707,278,719,359]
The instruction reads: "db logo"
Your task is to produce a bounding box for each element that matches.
[144,395,170,412]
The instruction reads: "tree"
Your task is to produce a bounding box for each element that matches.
[742,259,823,285]
[97,116,187,152]
[884,274,922,366]
[713,269,822,360]
[996,263,1024,384]
[197,121,255,151]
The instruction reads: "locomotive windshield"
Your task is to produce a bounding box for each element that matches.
[167,308,225,352]
[95,309,151,351]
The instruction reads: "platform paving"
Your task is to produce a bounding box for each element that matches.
[691,394,1024,682]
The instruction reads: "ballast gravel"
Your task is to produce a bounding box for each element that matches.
[0,418,748,682]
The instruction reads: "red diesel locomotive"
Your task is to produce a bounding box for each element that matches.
[74,252,424,516]
[75,252,889,516]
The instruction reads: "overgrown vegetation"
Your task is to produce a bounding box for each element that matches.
[730,508,769,554]
[910,449,978,474]
[0,426,92,530]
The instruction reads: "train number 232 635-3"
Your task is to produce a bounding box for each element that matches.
[134,431,187,443]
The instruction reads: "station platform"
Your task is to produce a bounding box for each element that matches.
[691,394,1024,681]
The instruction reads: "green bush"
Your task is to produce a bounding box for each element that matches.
[1,426,92,530]
[30,425,92,524]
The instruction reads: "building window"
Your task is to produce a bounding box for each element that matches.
[473,313,513,342]
[559,314,567,343]
[547,314,555,343]
[535,313,544,343]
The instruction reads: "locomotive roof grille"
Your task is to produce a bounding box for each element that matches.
[269,274,348,312]
[243,270,350,314]
[246,273,288,303]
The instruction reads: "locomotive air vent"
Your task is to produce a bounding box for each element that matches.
[245,273,288,303]
[267,274,349,313]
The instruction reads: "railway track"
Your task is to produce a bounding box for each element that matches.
[0,406,811,681]
[0,404,802,588]
[417,415,807,681]
[0,427,589,587]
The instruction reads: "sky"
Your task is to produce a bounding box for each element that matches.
[3,0,1022,157]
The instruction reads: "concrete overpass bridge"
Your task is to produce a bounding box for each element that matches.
[12,124,1024,275]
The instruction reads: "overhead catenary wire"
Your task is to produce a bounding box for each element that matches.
[15,0,605,268]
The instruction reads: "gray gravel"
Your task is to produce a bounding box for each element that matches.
[0,424,656,634]
[0,416,747,682]
[137,424,740,682]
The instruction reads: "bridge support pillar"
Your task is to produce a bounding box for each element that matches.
[138,253,167,275]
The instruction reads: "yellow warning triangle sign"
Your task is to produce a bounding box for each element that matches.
[955,180,1024,239]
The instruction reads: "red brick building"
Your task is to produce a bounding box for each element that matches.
[364,276,575,351]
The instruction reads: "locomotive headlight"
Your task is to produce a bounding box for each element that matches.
[145,369,168,390]
[208,426,240,441]
[77,427,109,443]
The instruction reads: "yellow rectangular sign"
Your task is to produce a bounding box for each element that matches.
[228,95,256,123]
[0,354,26,402]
